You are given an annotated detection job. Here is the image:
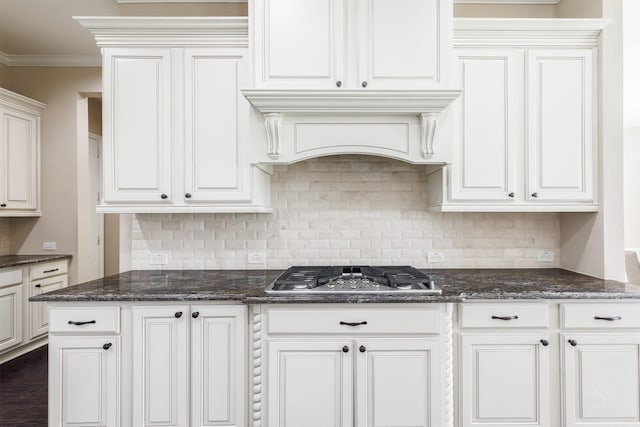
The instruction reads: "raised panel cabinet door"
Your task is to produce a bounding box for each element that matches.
[191,305,246,427]
[253,0,347,88]
[0,284,23,352]
[526,49,595,202]
[0,107,38,210]
[30,275,68,340]
[459,334,551,427]
[563,333,640,427]
[267,340,353,427]
[355,339,440,427]
[49,336,120,427]
[102,48,173,204]
[356,0,448,89]
[449,49,518,201]
[132,306,189,427]
[183,48,251,203]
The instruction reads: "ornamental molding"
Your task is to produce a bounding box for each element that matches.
[454,18,608,48]
[0,88,46,114]
[74,16,248,47]
[251,305,262,427]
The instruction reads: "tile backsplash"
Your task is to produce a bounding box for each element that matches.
[130,156,560,270]
[0,218,10,256]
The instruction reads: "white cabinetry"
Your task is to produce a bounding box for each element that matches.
[261,304,448,427]
[562,303,640,427]
[133,304,246,427]
[0,268,23,353]
[0,88,44,216]
[427,19,605,212]
[252,0,450,89]
[78,17,272,213]
[29,259,69,339]
[458,303,551,427]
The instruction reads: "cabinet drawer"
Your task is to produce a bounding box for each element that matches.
[30,260,68,281]
[460,303,549,328]
[561,303,640,329]
[266,306,441,335]
[49,307,120,334]
[0,268,22,288]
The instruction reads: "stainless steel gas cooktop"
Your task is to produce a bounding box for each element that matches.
[265,266,442,294]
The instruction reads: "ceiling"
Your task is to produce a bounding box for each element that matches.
[0,0,248,57]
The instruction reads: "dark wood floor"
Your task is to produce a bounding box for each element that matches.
[0,346,48,427]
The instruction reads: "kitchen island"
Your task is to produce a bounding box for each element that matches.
[34,269,640,427]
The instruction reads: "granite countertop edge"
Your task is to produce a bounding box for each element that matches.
[0,254,73,269]
[29,268,640,303]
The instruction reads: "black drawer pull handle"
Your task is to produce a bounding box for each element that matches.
[0,204,6,208]
[594,316,622,321]
[568,339,578,347]
[175,312,183,318]
[342,345,349,353]
[540,339,549,346]
[192,311,200,319]
[103,343,112,350]
[68,320,96,326]
[43,268,59,274]
[34,284,41,288]
[491,315,519,321]
[339,321,368,327]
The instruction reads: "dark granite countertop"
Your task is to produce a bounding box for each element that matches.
[0,254,72,269]
[29,268,640,303]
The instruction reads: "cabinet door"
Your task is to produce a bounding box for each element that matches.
[563,333,640,427]
[355,339,440,427]
[526,49,595,202]
[191,305,246,427]
[102,48,173,204]
[356,0,446,89]
[132,306,189,427]
[253,0,346,88]
[459,334,550,427]
[183,48,251,203]
[449,49,518,202]
[267,340,353,427]
[49,336,120,427]
[0,283,23,352]
[0,107,38,210]
[30,274,68,340]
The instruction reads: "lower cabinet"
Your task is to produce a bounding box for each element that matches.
[263,304,446,427]
[30,274,68,339]
[0,282,23,353]
[49,336,120,427]
[133,305,246,427]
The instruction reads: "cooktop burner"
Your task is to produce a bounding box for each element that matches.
[266,266,441,294]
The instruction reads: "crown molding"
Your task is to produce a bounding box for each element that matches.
[74,16,248,47]
[115,0,246,2]
[0,51,101,67]
[0,88,46,113]
[454,0,559,3]
[454,18,609,47]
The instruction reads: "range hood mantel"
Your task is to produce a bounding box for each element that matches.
[242,89,462,161]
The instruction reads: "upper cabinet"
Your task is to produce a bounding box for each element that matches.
[0,89,44,217]
[252,0,450,90]
[77,17,272,213]
[427,19,606,212]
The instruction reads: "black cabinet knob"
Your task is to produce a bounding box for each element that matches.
[361,81,368,88]
[0,203,6,208]
[342,345,349,353]
[540,339,549,347]
[35,284,41,288]
[359,345,366,353]
[336,81,342,88]
[192,311,200,319]
[161,194,168,200]
[531,192,538,198]
[185,193,192,199]
[508,192,515,198]
[568,339,577,347]
[175,311,183,318]
[103,343,112,350]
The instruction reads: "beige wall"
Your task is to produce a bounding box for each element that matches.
[624,127,640,248]
[88,98,102,136]
[0,219,9,256]
[2,67,101,285]
[119,3,246,16]
[556,0,603,18]
[454,4,556,18]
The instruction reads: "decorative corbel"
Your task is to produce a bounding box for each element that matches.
[420,112,438,159]
[263,113,282,160]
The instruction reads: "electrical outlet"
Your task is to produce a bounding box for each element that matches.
[247,252,266,265]
[427,251,446,263]
[537,250,555,262]
[42,242,56,251]
[150,253,168,266]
